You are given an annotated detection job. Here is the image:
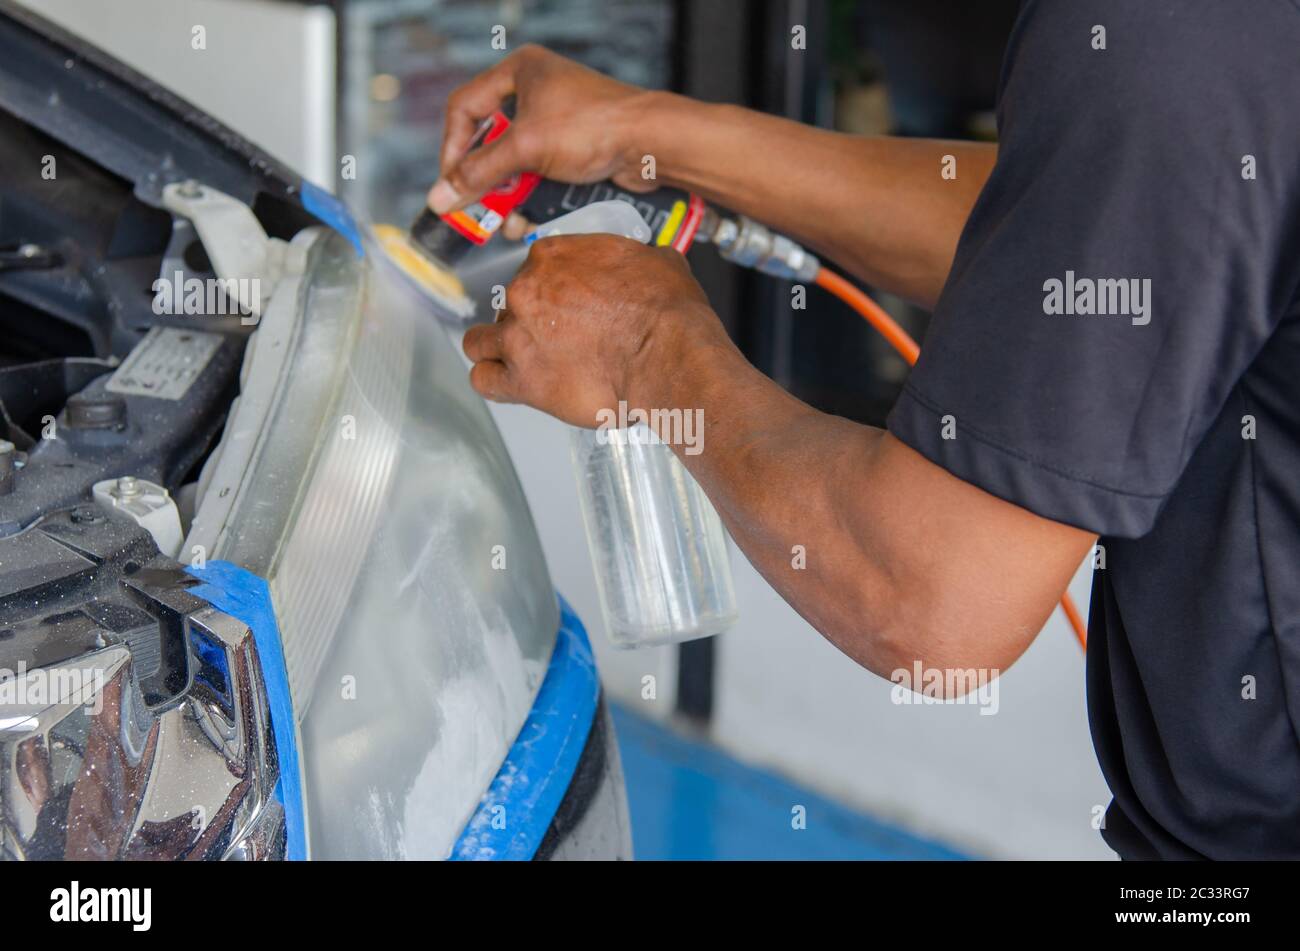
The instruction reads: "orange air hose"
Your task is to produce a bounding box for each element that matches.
[813,266,1088,651]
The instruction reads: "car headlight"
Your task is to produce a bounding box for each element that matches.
[187,226,558,859]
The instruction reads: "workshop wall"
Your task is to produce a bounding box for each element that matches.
[21,0,336,188]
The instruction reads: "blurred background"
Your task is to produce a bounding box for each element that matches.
[24,0,1110,858]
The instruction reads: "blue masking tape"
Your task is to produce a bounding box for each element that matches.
[449,595,600,860]
[300,180,364,257]
[186,560,306,861]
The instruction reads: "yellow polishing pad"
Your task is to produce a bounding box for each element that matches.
[373,223,474,321]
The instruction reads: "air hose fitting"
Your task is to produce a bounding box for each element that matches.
[696,210,821,283]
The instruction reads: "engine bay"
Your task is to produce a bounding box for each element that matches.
[0,0,318,716]
[1,106,257,537]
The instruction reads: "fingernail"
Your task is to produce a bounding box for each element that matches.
[428,179,460,214]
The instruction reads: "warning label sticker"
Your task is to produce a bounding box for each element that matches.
[106,327,223,401]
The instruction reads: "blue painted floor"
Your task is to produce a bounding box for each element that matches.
[611,704,968,860]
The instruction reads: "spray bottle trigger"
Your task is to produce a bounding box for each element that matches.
[523,200,652,246]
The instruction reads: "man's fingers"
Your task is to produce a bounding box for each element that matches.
[462,322,507,363]
[432,59,522,214]
[438,128,539,213]
[465,320,522,402]
[439,59,518,170]
[468,360,518,403]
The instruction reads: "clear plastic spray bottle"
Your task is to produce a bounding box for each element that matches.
[529,202,739,648]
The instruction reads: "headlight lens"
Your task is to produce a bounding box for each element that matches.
[192,228,557,858]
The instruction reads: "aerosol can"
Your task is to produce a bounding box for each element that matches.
[407,107,737,649]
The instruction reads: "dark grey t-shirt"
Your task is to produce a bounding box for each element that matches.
[887,0,1300,858]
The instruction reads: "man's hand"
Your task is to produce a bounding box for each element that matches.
[431,46,996,307]
[461,233,731,428]
[430,45,657,216]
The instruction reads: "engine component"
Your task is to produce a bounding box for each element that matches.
[161,181,309,318]
[0,439,13,495]
[64,392,127,431]
[0,358,115,450]
[0,242,60,273]
[92,476,183,559]
[0,332,240,537]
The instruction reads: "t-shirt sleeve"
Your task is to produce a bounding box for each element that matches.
[886,0,1300,538]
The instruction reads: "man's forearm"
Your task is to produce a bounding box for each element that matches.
[640,320,909,674]
[634,311,1090,678]
[635,91,996,308]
